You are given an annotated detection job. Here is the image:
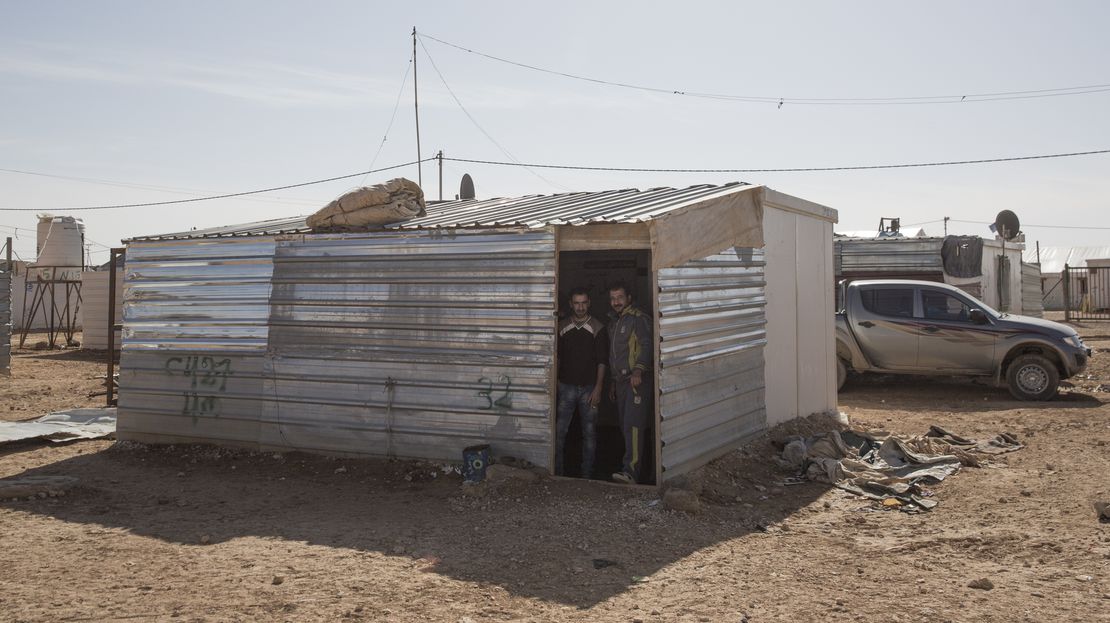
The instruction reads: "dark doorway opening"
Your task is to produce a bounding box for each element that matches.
[556,249,655,484]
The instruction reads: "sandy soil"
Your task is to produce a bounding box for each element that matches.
[1,326,1108,622]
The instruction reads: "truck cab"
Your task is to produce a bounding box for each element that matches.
[836,279,1091,400]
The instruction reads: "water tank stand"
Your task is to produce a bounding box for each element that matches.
[18,271,82,349]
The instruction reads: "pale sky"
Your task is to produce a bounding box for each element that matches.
[2,1,1108,264]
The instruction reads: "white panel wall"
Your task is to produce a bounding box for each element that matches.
[796,214,836,416]
[762,193,837,425]
[81,270,123,349]
[762,208,798,424]
[979,241,1025,313]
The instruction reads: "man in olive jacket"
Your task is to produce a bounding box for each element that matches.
[607,281,652,484]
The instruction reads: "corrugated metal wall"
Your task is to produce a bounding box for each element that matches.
[261,229,555,465]
[1021,262,1044,318]
[657,247,766,481]
[1,270,10,375]
[835,238,944,274]
[117,230,556,467]
[117,238,277,445]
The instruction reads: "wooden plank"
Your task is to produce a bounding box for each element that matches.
[557,223,650,251]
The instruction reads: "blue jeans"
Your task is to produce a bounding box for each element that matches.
[556,382,598,478]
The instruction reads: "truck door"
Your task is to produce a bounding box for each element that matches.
[916,288,997,372]
[851,285,919,369]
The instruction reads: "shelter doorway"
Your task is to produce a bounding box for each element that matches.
[555,250,655,484]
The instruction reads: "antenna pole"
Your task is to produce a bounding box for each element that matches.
[436,150,444,201]
[1036,240,1041,265]
[943,216,949,236]
[412,27,423,188]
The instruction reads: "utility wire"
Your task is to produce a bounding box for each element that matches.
[947,218,1110,231]
[4,149,1106,213]
[359,57,413,187]
[442,148,1110,173]
[416,36,573,192]
[419,32,1110,106]
[0,159,433,212]
[899,219,946,227]
[0,167,321,207]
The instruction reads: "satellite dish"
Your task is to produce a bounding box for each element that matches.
[459,174,475,200]
[993,210,1021,240]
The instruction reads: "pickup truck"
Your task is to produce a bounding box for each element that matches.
[836,279,1091,400]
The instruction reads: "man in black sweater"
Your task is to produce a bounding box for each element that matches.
[555,287,608,478]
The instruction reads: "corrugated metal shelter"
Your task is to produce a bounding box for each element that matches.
[116,183,837,483]
[1,269,10,375]
[834,235,1027,314]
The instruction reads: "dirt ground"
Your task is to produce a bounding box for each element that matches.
[1,325,1108,622]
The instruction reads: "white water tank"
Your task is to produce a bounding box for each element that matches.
[36,214,85,268]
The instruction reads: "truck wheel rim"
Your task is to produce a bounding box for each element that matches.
[1016,364,1049,394]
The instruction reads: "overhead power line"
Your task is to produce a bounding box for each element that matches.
[360,57,413,186]
[442,148,1110,173]
[947,218,1110,231]
[0,159,433,212]
[865,217,1110,232]
[3,149,1107,213]
[0,167,321,207]
[416,37,572,192]
[418,31,1110,106]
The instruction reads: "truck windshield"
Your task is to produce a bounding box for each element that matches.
[954,290,1002,318]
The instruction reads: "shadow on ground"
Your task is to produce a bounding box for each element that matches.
[12,348,112,364]
[1,440,829,608]
[839,374,1105,412]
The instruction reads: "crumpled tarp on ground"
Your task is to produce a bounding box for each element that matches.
[781,425,1023,512]
[0,408,117,445]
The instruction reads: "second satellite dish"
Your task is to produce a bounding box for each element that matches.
[459,174,475,200]
[993,210,1021,240]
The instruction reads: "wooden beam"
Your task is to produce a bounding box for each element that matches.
[557,223,650,252]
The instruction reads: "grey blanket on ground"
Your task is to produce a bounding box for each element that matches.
[307,178,425,230]
[781,426,1023,511]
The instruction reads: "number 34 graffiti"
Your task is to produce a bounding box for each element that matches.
[477,375,513,410]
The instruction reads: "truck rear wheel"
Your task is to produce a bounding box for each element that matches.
[1005,354,1059,401]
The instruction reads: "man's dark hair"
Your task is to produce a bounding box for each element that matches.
[568,287,590,300]
[608,280,632,299]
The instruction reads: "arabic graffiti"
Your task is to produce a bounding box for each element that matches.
[164,356,234,417]
[477,375,513,410]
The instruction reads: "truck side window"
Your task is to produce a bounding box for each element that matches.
[859,288,914,318]
[922,290,971,322]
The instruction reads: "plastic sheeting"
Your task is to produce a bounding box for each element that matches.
[1024,245,1110,275]
[0,408,116,444]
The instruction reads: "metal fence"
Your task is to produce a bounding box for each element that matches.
[1063,264,1110,321]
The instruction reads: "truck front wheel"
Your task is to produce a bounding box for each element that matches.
[837,358,848,392]
[1005,354,1059,401]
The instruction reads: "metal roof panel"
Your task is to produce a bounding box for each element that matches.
[127,183,754,242]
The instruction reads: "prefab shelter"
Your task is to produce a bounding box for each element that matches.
[1087,258,1110,312]
[116,184,837,483]
[834,235,1028,314]
[1022,246,1110,311]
